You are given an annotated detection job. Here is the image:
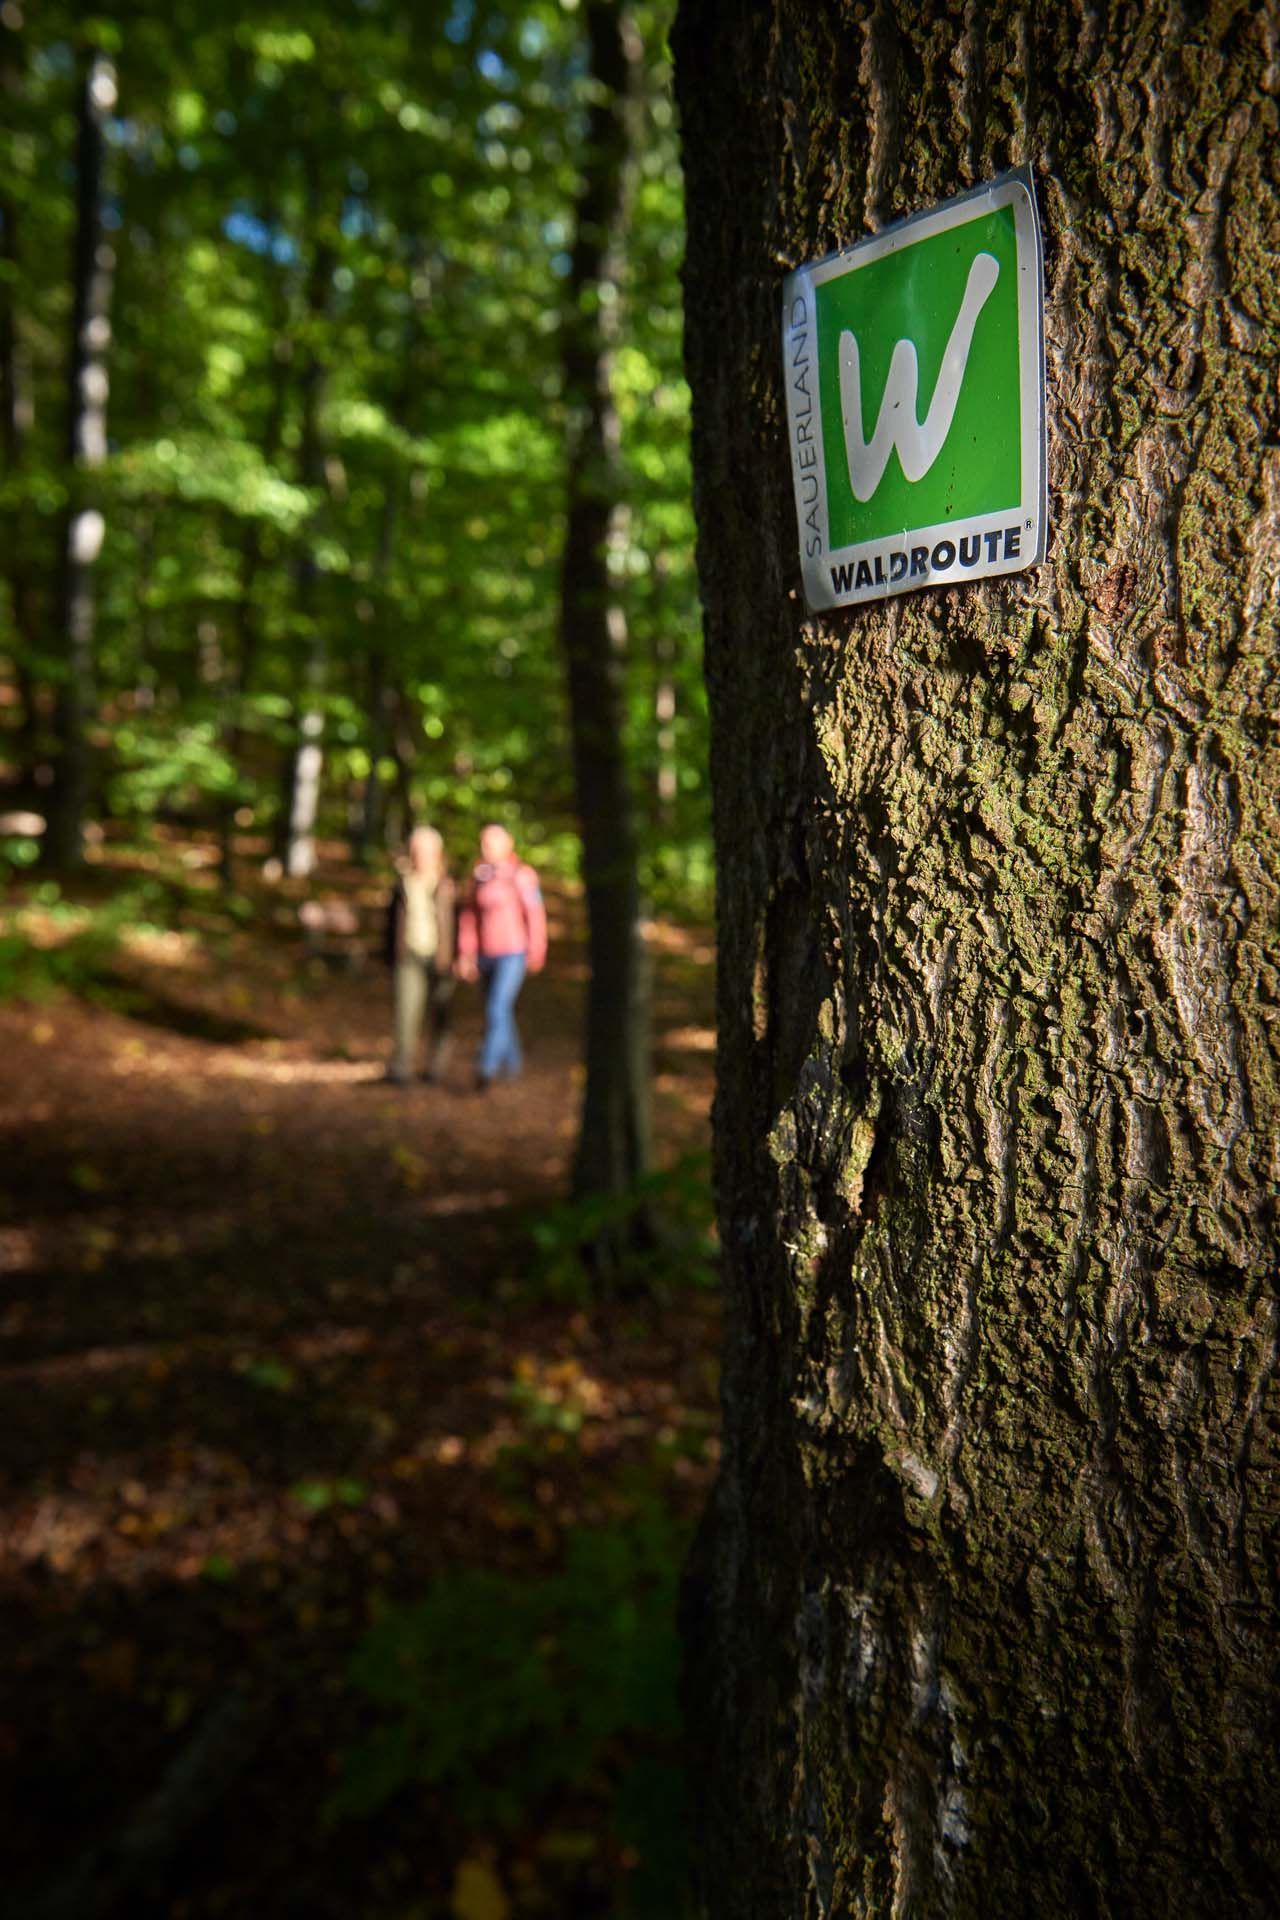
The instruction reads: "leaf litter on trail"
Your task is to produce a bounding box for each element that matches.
[1,843,719,1917]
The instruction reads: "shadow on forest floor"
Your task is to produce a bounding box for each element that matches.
[92,974,283,1047]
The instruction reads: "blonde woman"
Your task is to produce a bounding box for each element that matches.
[383,826,456,1084]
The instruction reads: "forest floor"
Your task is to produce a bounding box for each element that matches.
[0,829,719,1920]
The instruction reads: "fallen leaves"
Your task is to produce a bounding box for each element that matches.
[0,849,718,1915]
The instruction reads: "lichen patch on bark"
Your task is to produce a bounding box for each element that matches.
[676,1,1280,1913]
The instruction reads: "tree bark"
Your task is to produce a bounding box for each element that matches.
[560,0,652,1228]
[43,48,116,869]
[353,261,432,867]
[219,329,290,885]
[277,225,333,881]
[0,10,39,781]
[673,3,1280,1914]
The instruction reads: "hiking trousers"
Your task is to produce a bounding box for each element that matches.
[392,957,452,1079]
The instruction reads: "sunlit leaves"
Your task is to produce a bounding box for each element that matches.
[115,434,313,528]
[1,0,708,892]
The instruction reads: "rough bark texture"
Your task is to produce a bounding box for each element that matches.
[560,0,653,1215]
[673,4,1279,1915]
[44,49,115,870]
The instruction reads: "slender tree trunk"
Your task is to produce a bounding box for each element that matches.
[382,698,414,850]
[355,262,433,865]
[43,48,116,869]
[217,516,264,885]
[277,230,333,880]
[387,685,421,844]
[352,465,404,864]
[673,3,1280,1914]
[0,13,39,782]
[560,0,652,1228]
[353,643,391,864]
[219,332,289,884]
[0,223,39,782]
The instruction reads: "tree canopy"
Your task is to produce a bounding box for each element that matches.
[1,0,707,896]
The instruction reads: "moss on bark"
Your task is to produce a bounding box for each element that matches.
[675,2,1280,1913]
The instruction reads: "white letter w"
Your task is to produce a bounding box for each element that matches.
[838,251,1000,502]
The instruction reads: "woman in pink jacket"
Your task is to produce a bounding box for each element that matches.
[455,824,547,1089]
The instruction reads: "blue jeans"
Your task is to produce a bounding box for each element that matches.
[478,952,527,1080]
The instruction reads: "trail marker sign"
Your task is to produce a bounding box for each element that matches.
[783,168,1046,611]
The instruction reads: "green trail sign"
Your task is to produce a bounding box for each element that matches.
[783,168,1046,611]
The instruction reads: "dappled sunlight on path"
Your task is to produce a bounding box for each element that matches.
[0,877,718,1919]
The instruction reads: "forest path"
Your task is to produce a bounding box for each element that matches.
[0,841,718,1919]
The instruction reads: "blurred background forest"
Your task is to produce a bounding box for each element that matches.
[1,3,720,1917]
[0,0,706,888]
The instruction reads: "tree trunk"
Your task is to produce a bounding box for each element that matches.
[352,456,407,865]
[673,3,1279,1915]
[352,642,392,864]
[353,265,432,868]
[277,230,333,881]
[0,12,39,783]
[43,48,116,869]
[219,331,289,885]
[560,0,652,1229]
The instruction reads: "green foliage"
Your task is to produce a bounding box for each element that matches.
[114,434,314,529]
[0,879,171,1003]
[0,828,42,876]
[333,1501,690,1915]
[291,1476,368,1511]
[530,1151,719,1301]
[0,0,710,893]
[235,1354,296,1393]
[106,720,238,817]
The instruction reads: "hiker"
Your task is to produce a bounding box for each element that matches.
[455,824,547,1089]
[383,825,456,1085]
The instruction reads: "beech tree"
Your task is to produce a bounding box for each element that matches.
[1,2,706,908]
[673,3,1279,1915]
[560,0,653,1219]
[276,203,335,880]
[44,45,117,869]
